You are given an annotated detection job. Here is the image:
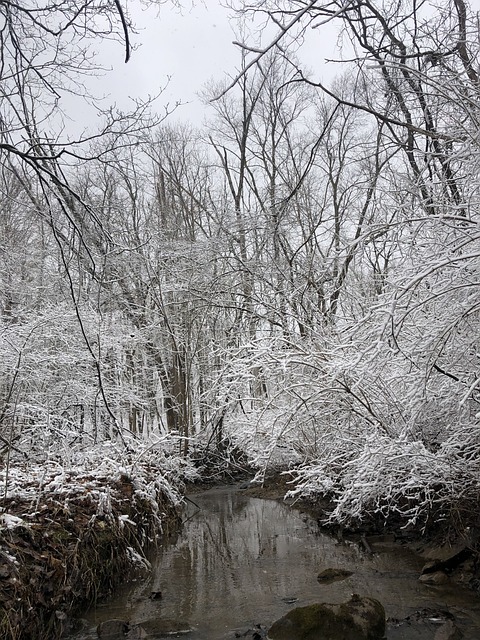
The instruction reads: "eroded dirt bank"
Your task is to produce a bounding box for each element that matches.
[0,465,182,640]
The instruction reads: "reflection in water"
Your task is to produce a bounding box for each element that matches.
[74,486,480,639]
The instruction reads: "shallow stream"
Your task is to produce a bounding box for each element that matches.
[69,485,480,639]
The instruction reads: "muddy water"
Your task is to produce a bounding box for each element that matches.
[70,485,480,639]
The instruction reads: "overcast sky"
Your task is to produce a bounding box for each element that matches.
[66,1,342,133]
[72,2,240,130]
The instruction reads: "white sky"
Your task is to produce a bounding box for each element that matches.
[63,2,239,132]
[92,2,241,124]
[63,1,343,133]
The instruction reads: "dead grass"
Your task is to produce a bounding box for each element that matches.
[0,475,181,640]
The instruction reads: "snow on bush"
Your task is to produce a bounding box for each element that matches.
[287,430,480,529]
[0,433,199,532]
[217,314,479,528]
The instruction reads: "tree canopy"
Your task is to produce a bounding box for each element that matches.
[0,0,479,533]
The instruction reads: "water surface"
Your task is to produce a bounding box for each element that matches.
[71,485,480,639]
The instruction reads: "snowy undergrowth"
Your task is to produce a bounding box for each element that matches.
[286,427,480,532]
[0,433,199,640]
[218,328,480,534]
[1,433,199,527]
[224,408,304,480]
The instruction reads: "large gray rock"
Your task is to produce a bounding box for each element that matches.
[267,594,385,640]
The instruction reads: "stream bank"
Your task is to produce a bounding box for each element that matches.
[2,462,480,640]
[0,462,183,640]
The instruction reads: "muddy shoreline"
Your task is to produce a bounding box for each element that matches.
[0,471,182,640]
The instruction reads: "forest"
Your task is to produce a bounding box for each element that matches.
[0,0,479,579]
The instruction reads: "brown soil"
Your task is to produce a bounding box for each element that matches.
[0,474,181,640]
[240,473,332,516]
[241,474,296,500]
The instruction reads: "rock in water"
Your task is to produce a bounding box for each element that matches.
[434,619,464,640]
[97,619,129,638]
[97,619,147,639]
[267,594,385,640]
[317,568,354,584]
[419,570,449,585]
[126,624,148,639]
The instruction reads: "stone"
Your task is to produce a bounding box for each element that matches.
[267,594,385,640]
[434,619,463,640]
[97,620,147,639]
[97,620,129,638]
[419,571,449,585]
[317,568,354,584]
[126,624,148,639]
[142,618,194,636]
[420,547,471,570]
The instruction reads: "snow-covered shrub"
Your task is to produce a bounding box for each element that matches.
[288,429,480,530]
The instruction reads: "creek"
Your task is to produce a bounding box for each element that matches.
[68,485,480,639]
